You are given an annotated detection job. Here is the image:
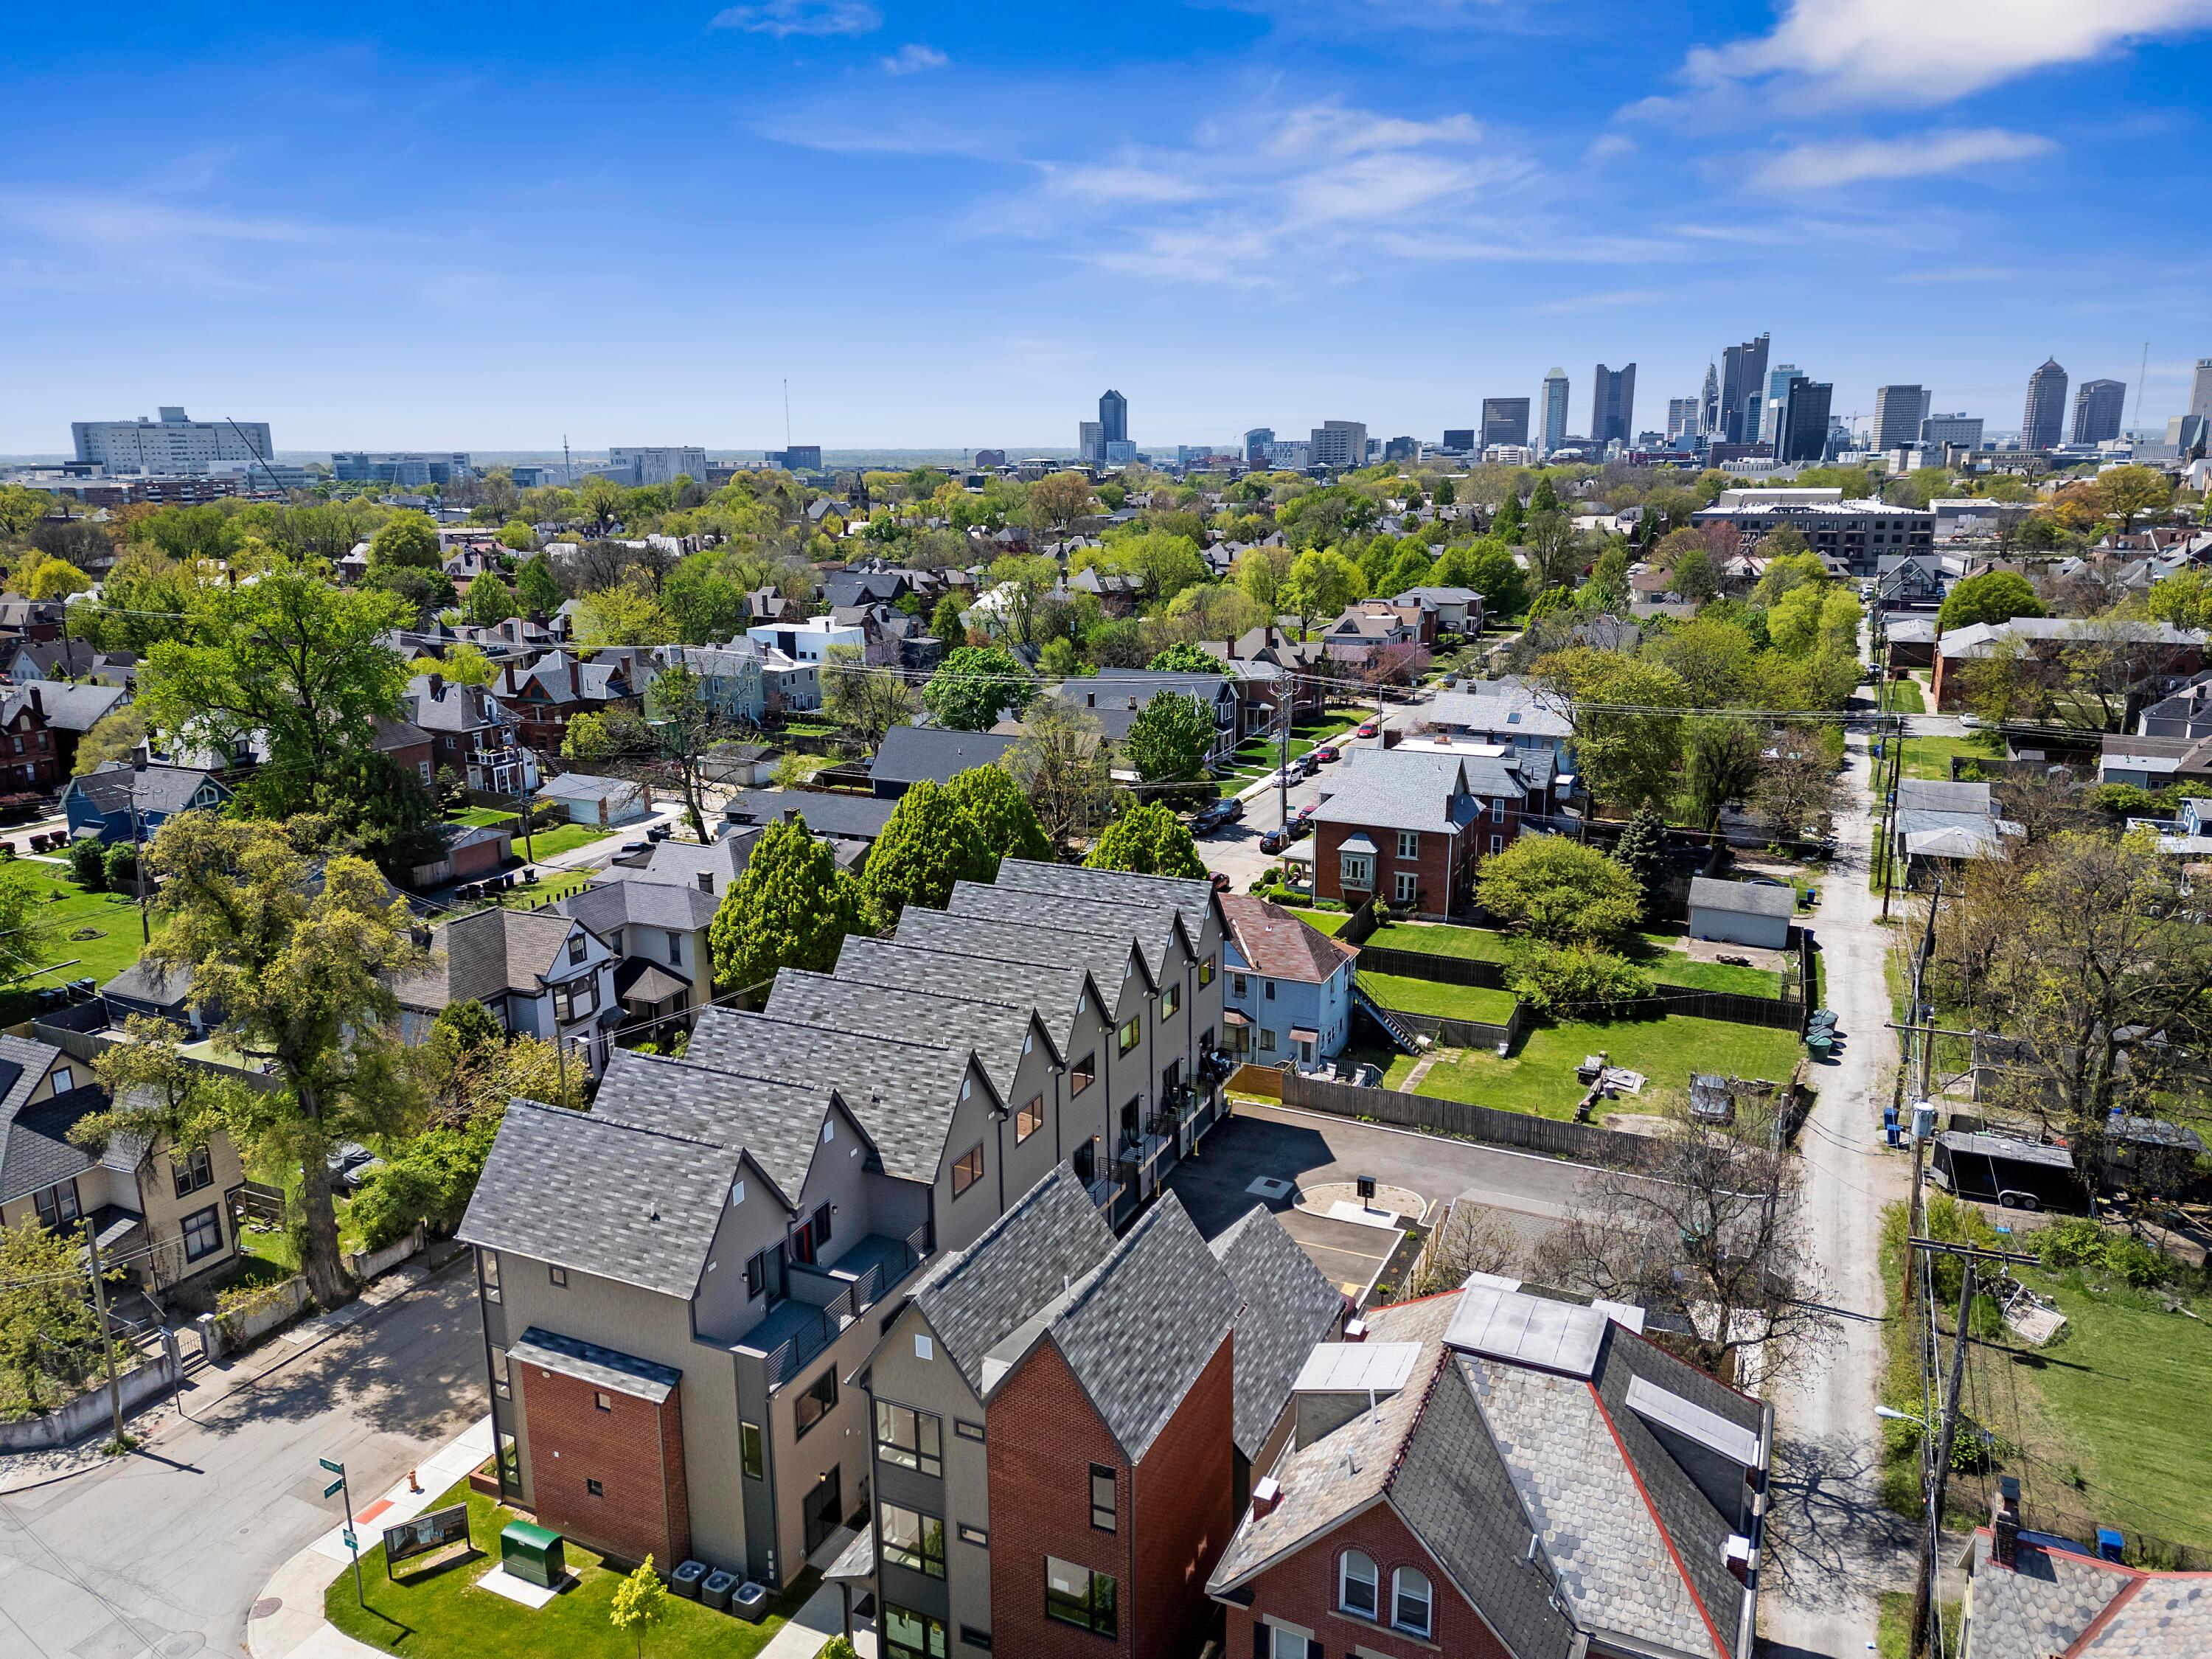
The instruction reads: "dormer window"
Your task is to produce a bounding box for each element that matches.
[567,933,587,965]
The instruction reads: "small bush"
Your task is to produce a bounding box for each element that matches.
[1509,943,1652,1015]
[67,839,106,891]
[2033,1217,2171,1287]
[102,841,136,886]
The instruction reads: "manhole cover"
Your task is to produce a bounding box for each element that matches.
[155,1637,204,1658]
[247,1600,281,1621]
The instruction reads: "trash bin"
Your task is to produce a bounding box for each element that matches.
[701,1569,737,1612]
[730,1581,768,1622]
[498,1520,566,1588]
[671,1560,707,1601]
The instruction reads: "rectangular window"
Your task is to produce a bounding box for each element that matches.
[1116,1014,1141,1054]
[171,1144,213,1198]
[951,1142,984,1198]
[1045,1557,1117,1637]
[795,1367,838,1437]
[1340,854,1371,888]
[740,1421,765,1480]
[1231,973,1247,996]
[1199,953,1216,987]
[1490,834,1504,856]
[1015,1094,1044,1142]
[882,1604,947,1659]
[874,1400,944,1478]
[490,1346,509,1399]
[549,1265,568,1287]
[954,1418,986,1444]
[480,1250,501,1303]
[958,1524,989,1548]
[181,1205,223,1262]
[1394,872,1419,904]
[52,1065,72,1093]
[1161,982,1180,1019]
[1491,796,1506,823]
[1397,830,1419,858]
[1259,1028,1276,1052]
[812,1201,833,1249]
[667,931,683,964]
[1071,1051,1095,1096]
[1264,979,1276,1001]
[880,1502,946,1579]
[567,933,586,964]
[593,1391,613,1413]
[586,1478,604,1498]
[1090,1463,1117,1531]
[745,1245,781,1302]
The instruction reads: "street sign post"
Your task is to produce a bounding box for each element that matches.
[319,1456,366,1608]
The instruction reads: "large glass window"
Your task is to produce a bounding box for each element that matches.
[1161,983,1180,1018]
[874,1400,943,1478]
[1199,953,1216,987]
[181,1205,223,1262]
[882,1604,947,1659]
[795,1368,837,1437]
[880,1502,945,1579]
[1044,1557,1117,1636]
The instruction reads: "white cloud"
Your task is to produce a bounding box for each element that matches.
[711,0,880,38]
[881,44,947,74]
[1684,0,2212,106]
[1750,127,2055,189]
[1526,288,1666,316]
[1583,133,1634,161]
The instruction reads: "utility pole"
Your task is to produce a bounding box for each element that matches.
[1901,877,1943,1310]
[1879,711,1905,919]
[514,758,535,868]
[128,780,149,945]
[84,1221,127,1450]
[1908,1255,1975,1659]
[1276,690,1290,844]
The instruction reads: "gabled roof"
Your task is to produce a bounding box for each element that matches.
[0,1036,116,1205]
[1427,686,1573,741]
[768,968,1060,1103]
[537,771,643,804]
[1219,895,1358,985]
[829,936,1095,1051]
[68,761,228,818]
[558,877,719,936]
[1310,748,1478,837]
[589,1048,846,1204]
[392,908,595,1012]
[869,724,1019,788]
[991,858,1218,956]
[722,790,897,841]
[1964,1526,2212,1658]
[23,681,130,733]
[946,880,1195,986]
[1208,1205,1345,1457]
[894,904,1155,998]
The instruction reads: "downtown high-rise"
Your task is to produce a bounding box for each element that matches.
[1873,385,1926,453]
[1590,363,1635,447]
[2072,378,2127,445]
[1718,333,1770,444]
[1539,369,1570,453]
[2022,359,2069,450]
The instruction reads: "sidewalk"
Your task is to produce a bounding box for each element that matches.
[0,1245,467,1495]
[246,1415,495,1659]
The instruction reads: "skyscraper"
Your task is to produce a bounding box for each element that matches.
[2190,359,2212,422]
[1873,385,1926,452]
[1481,397,1531,450]
[1590,363,1636,447]
[1098,389,1128,447]
[1752,364,1804,446]
[1540,369,1570,453]
[1308,420,1367,468]
[1666,398,1699,440]
[1078,420,1103,464]
[1700,362,1720,435]
[2023,359,2068,450]
[1441,429,1476,453]
[1775,380,1834,465]
[2072,378,2127,445]
[1242,428,1273,466]
[1718,333,1770,444]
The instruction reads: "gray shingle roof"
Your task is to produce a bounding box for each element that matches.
[69,762,226,818]
[1310,748,1480,836]
[1688,877,1795,921]
[25,681,130,734]
[538,771,642,804]
[945,880,1192,984]
[988,856,1218,964]
[1427,686,1573,741]
[869,725,1018,789]
[893,905,1149,995]
[393,908,591,1012]
[0,1083,122,1207]
[829,936,1093,1052]
[456,1099,737,1299]
[723,790,897,842]
[558,879,718,936]
[100,956,195,1012]
[1964,1529,2137,1658]
[1208,1206,1344,1457]
[588,1049,838,1202]
[769,968,1057,1102]
[908,1164,1116,1394]
[509,1326,682,1403]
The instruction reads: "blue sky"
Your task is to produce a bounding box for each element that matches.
[6,0,2212,454]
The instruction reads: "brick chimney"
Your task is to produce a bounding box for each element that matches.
[1992,1475,2021,1569]
[26,686,41,720]
[1249,1475,1281,1521]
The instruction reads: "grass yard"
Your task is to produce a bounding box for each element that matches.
[1217,706,1373,787]
[1897,732,2003,782]
[327,1477,818,1659]
[1882,676,1927,714]
[0,861,159,1024]
[1877,1591,1960,1659]
[1284,907,1352,936]
[1382,1014,1802,1119]
[446,809,619,863]
[1364,919,1785,998]
[1355,971,1518,1025]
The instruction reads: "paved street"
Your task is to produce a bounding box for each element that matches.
[0,1263,486,1659]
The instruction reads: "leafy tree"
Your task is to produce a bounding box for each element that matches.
[1234,546,1294,617]
[862,779,997,924]
[923,646,1036,731]
[1380,544,1435,596]
[2146,568,2212,631]
[645,661,731,843]
[1009,701,1113,849]
[1683,717,1766,868]
[1529,476,1561,512]
[1509,943,1652,1015]
[140,813,429,1308]
[1147,641,1216,672]
[497,520,536,552]
[1521,508,1582,591]
[17,554,90,601]
[2096,465,2174,533]
[1756,725,1842,841]
[458,576,517,626]
[102,841,137,887]
[709,816,866,993]
[1937,569,2046,633]
[1531,649,1686,813]
[515,552,561,617]
[1085,801,1206,878]
[362,562,456,615]
[72,705,147,776]
[1451,544,1528,619]
[928,593,970,647]
[1027,471,1096,535]
[368,509,440,569]
[1671,546,1718,602]
[0,1218,126,1414]
[1282,549,1360,638]
[561,706,655,763]
[574,571,673,647]
[610,1557,668,1659]
[69,838,108,890]
[822,644,918,752]
[1475,835,1642,945]
[427,641,499,688]
[1766,583,1860,659]
[1125,692,1215,784]
[945,764,1052,866]
[1578,544,1630,614]
[1492,493,1525,540]
[0,484,54,535]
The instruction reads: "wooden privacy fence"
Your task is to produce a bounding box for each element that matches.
[1279,1070,1655,1166]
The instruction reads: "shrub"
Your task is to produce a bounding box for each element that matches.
[68,839,106,891]
[1508,943,1652,1015]
[102,841,136,886]
[2031,1217,2172,1287]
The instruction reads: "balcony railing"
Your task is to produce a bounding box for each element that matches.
[743,1225,933,1390]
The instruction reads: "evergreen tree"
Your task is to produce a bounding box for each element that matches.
[929,593,970,647]
[1609,806,1671,913]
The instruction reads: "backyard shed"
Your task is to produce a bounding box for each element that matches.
[1686,877,1794,950]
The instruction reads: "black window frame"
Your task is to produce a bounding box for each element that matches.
[1016,1093,1044,1142]
[740,1420,765,1480]
[171,1144,214,1199]
[180,1203,223,1263]
[874,1399,945,1478]
[954,1417,986,1443]
[1116,1014,1141,1054]
[479,1248,501,1303]
[586,1477,604,1498]
[795,1366,838,1438]
[881,1603,947,1659]
[950,1142,984,1198]
[1161,982,1180,1019]
[549,1264,568,1287]
[1089,1462,1117,1532]
[1199,953,1216,987]
[1071,1051,1095,1096]
[957,1523,989,1548]
[1044,1557,1118,1637]
[879,1500,947,1579]
[811,1200,833,1249]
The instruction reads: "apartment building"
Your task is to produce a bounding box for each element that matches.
[456,863,1229,1596]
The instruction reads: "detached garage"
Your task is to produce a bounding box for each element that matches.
[1687,877,1794,951]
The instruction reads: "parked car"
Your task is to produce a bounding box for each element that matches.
[619,841,650,856]
[1313,744,1340,763]
[1217,797,1245,823]
[1287,818,1312,841]
[1356,720,1380,738]
[1260,828,1288,854]
[1294,801,1319,824]
[1959,713,1986,730]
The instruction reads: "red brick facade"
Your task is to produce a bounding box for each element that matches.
[988,1333,1237,1659]
[1313,771,1532,920]
[0,698,58,791]
[1222,1500,1508,1659]
[515,1363,689,1570]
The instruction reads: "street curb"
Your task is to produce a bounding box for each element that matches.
[0,1245,473,1498]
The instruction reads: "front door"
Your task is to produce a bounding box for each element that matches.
[804,1467,842,1557]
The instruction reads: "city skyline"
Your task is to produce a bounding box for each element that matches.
[7,0,2212,451]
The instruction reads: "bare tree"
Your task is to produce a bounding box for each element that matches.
[1411,1200,1522,1297]
[821,643,918,753]
[1530,1099,1837,1388]
[1006,701,1113,850]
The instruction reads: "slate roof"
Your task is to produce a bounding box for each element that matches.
[682,1005,981,1183]
[1310,748,1480,836]
[1208,1205,1345,1457]
[869,725,1019,790]
[1963,1529,2155,1658]
[1688,877,1795,920]
[69,761,226,818]
[907,1164,1116,1395]
[22,681,130,733]
[1219,895,1358,986]
[456,1099,738,1299]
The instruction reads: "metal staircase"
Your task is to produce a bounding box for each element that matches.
[1352,979,1424,1054]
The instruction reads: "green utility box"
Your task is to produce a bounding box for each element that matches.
[499,1519,566,1588]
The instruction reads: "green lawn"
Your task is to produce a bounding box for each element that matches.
[1356,971,1519,1025]
[1382,1014,1802,1119]
[1897,733,2002,782]
[1882,676,1927,714]
[1218,706,1374,787]
[1285,908,1351,936]
[1877,1591,1960,1659]
[0,862,159,1023]
[450,807,520,829]
[445,810,617,863]
[1365,920,1784,998]
[326,1477,817,1659]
